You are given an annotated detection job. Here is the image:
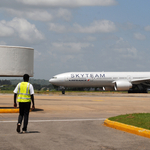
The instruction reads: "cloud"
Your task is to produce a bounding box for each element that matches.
[56,9,72,21]
[0,18,44,43]
[48,42,94,66]
[6,9,53,22]
[84,36,97,41]
[34,50,42,59]
[48,20,116,34]
[73,20,116,33]
[0,20,14,37]
[8,18,44,42]
[144,25,150,31]
[49,23,67,33]
[16,0,117,7]
[120,22,137,30]
[5,8,72,22]
[114,47,137,58]
[51,42,93,53]
[134,33,146,40]
[112,38,138,58]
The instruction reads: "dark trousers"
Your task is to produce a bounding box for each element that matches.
[18,102,31,131]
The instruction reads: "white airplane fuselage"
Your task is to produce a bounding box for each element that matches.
[49,72,150,92]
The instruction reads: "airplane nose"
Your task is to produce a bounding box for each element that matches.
[49,79,53,83]
[49,78,56,84]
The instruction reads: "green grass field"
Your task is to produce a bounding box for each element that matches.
[109,113,150,130]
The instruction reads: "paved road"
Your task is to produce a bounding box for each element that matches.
[0,93,150,150]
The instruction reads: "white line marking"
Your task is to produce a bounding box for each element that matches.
[0,118,106,123]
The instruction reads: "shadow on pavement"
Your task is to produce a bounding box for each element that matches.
[0,107,16,109]
[20,131,40,134]
[32,108,44,112]
[0,107,44,112]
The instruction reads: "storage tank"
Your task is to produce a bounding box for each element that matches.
[0,45,34,77]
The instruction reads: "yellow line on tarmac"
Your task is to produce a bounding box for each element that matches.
[0,109,19,113]
[0,108,32,113]
[104,119,150,139]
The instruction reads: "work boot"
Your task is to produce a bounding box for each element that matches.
[22,131,29,133]
[16,123,21,133]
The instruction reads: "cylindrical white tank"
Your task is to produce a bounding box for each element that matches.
[0,45,34,77]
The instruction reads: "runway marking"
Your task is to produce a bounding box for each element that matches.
[0,118,106,123]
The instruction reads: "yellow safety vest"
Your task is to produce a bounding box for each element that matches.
[17,82,31,102]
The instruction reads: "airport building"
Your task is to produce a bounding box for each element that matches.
[0,45,34,77]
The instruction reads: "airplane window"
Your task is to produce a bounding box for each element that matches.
[52,77,57,79]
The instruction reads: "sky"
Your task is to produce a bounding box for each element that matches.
[0,0,150,80]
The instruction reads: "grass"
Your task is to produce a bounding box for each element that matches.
[109,113,150,130]
[0,90,128,94]
[0,90,14,94]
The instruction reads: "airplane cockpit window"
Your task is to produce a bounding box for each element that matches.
[52,77,57,79]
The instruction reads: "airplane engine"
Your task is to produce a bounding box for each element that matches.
[103,87,115,91]
[115,80,132,91]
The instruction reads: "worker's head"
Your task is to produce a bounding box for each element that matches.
[23,74,29,82]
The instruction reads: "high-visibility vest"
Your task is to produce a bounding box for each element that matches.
[17,82,31,102]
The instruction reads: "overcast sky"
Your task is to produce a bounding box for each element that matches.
[0,0,150,80]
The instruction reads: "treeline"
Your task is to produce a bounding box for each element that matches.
[0,80,100,92]
[32,83,54,91]
[0,79,54,91]
[0,80,11,85]
[11,79,50,86]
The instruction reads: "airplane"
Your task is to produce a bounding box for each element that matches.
[49,72,150,94]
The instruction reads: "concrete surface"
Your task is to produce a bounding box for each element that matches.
[0,93,150,150]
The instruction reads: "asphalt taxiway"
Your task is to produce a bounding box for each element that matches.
[0,93,150,150]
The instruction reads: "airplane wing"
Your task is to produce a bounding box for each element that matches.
[131,77,150,84]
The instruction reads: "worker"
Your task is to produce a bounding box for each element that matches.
[13,74,35,133]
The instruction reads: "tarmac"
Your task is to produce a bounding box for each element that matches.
[0,92,150,150]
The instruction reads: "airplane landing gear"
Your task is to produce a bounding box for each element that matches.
[128,86,148,93]
[60,86,65,94]
[62,90,65,94]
